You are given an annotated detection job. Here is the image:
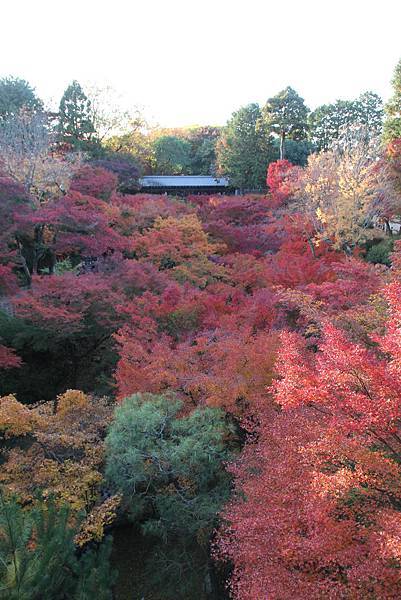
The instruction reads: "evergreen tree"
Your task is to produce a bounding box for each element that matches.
[186,125,220,175]
[309,92,383,151]
[153,135,191,174]
[216,103,274,190]
[357,91,384,132]
[0,77,43,121]
[384,58,401,142]
[308,99,355,151]
[263,87,309,159]
[0,492,115,599]
[105,393,235,597]
[58,81,95,150]
[272,138,314,166]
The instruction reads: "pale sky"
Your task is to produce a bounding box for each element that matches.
[1,0,400,127]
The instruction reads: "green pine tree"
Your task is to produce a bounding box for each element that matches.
[58,81,95,150]
[106,393,236,598]
[0,491,115,600]
[0,77,43,121]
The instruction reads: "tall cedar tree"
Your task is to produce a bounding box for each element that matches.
[263,86,309,160]
[58,81,95,150]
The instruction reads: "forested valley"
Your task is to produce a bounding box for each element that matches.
[1,57,401,599]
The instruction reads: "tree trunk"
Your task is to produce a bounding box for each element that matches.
[384,218,393,236]
[33,224,44,275]
[343,243,353,257]
[49,251,56,275]
[307,237,316,258]
[280,132,286,160]
[16,238,32,287]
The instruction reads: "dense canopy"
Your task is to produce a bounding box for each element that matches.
[1,57,401,599]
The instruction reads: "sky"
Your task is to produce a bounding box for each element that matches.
[1,0,400,127]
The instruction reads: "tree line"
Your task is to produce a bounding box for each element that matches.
[2,62,401,192]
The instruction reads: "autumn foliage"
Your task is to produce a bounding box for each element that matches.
[218,260,401,599]
[1,136,401,597]
[266,158,299,207]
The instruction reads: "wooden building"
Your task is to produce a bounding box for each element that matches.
[138,175,235,195]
